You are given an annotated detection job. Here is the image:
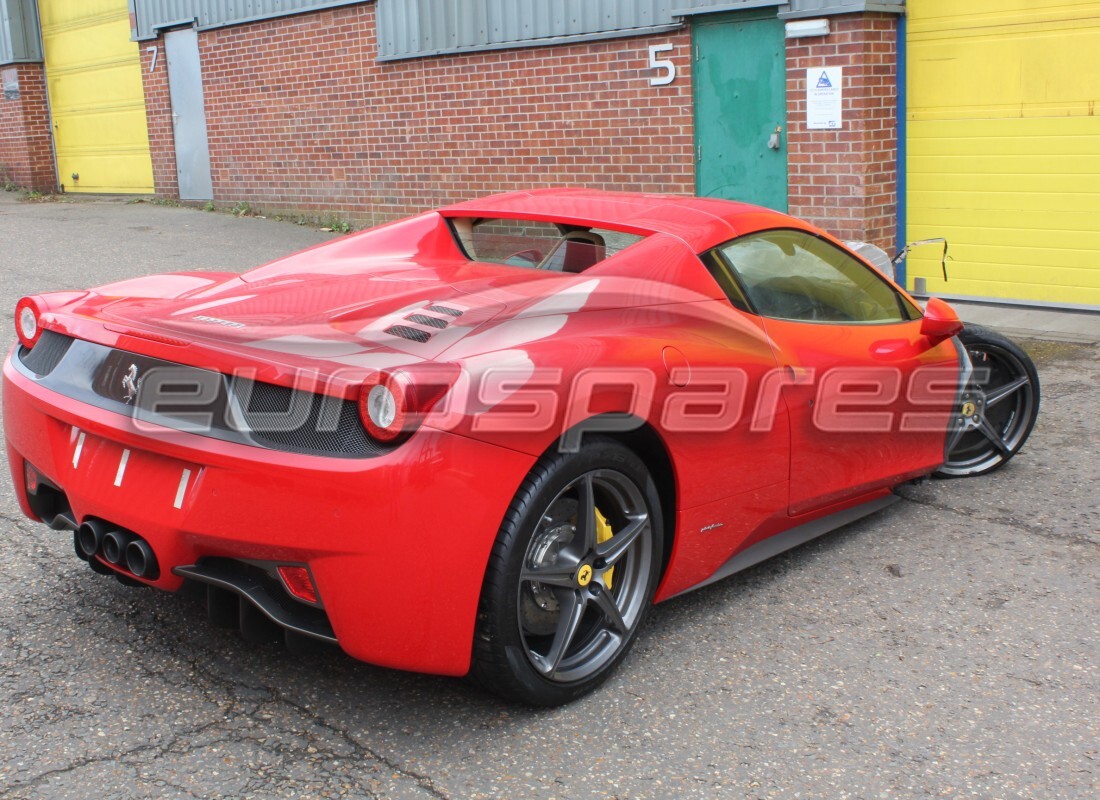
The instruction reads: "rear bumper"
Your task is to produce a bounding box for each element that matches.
[3,355,533,675]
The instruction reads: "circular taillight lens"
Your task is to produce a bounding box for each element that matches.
[358,375,408,442]
[15,298,42,348]
[367,384,397,429]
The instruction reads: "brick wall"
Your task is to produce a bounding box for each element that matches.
[146,4,694,223]
[140,44,179,197]
[0,63,55,192]
[142,7,902,244]
[786,14,898,250]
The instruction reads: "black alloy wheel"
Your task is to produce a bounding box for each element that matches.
[472,438,662,706]
[937,324,1040,477]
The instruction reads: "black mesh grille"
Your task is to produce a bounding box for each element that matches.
[427,305,463,317]
[384,325,431,343]
[406,314,448,329]
[17,330,73,376]
[12,333,386,459]
[235,380,384,456]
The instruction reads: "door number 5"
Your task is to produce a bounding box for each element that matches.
[648,44,676,86]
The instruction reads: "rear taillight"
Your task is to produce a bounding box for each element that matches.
[15,297,43,348]
[357,365,458,443]
[359,373,410,442]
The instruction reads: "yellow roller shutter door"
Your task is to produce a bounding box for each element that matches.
[40,0,154,194]
[907,0,1100,307]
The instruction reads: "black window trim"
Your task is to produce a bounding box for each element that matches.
[699,249,757,316]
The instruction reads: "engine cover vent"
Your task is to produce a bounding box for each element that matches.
[384,325,432,344]
[405,314,448,329]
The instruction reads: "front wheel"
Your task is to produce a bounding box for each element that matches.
[471,439,663,706]
[936,324,1040,478]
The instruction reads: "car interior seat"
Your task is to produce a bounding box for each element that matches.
[541,231,606,273]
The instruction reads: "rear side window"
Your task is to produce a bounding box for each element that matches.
[716,230,920,323]
[449,218,643,273]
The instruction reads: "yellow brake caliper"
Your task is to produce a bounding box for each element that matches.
[595,507,615,590]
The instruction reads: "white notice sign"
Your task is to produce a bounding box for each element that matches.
[806,67,843,129]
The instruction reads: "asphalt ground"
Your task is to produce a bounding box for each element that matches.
[0,192,1096,799]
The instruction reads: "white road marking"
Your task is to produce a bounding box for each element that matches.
[174,468,191,509]
[72,430,86,468]
[114,449,131,487]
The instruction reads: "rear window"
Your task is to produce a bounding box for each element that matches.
[448,217,644,274]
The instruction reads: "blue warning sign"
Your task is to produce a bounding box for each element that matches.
[815,71,832,89]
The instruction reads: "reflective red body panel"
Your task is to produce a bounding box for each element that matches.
[3,190,957,676]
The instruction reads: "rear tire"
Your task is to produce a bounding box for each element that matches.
[471,438,662,706]
[936,324,1039,478]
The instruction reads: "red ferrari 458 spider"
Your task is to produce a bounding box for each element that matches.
[4,189,1039,705]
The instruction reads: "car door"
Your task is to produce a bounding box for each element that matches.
[708,229,959,516]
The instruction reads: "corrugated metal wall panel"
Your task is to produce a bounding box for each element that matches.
[377,0,901,60]
[781,1,904,19]
[130,0,369,40]
[673,0,781,14]
[0,2,13,63]
[0,0,43,63]
[673,0,902,19]
[378,0,682,59]
[126,0,903,53]
[378,0,681,60]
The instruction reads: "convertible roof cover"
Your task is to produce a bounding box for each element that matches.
[440,188,807,254]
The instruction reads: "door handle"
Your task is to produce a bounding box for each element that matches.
[768,125,782,150]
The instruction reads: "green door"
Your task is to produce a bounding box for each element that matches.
[693,11,787,211]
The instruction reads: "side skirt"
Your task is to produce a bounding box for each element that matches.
[667,493,899,599]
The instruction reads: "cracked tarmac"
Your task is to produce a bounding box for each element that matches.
[1,193,1097,798]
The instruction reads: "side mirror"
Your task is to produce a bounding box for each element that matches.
[920,297,964,343]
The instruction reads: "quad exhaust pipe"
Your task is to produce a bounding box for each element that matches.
[102,529,135,565]
[75,518,111,561]
[74,519,159,580]
[124,538,158,579]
